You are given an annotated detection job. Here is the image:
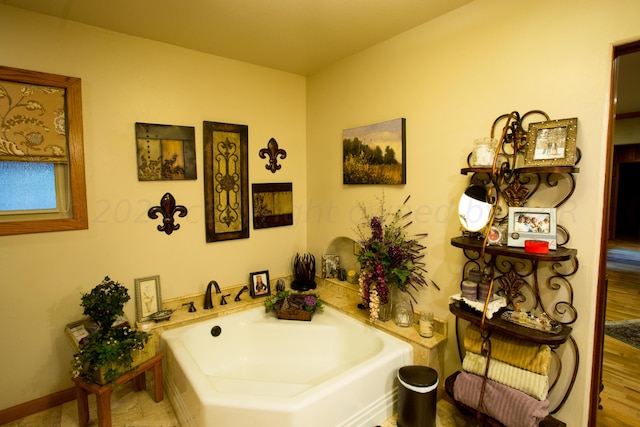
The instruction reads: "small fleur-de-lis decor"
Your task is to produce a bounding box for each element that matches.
[148,192,188,235]
[259,137,287,173]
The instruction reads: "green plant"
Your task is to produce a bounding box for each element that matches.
[265,291,323,313]
[71,276,149,384]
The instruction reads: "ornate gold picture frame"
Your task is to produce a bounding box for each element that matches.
[524,118,578,167]
[203,121,249,242]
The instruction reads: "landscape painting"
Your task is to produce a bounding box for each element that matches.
[342,118,406,184]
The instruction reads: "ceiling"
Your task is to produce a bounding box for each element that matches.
[2,0,473,76]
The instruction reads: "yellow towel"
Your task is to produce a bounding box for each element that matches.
[464,323,551,375]
[462,351,549,401]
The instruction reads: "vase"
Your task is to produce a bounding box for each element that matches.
[377,289,393,322]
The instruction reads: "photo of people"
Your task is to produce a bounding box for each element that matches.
[250,271,270,298]
[513,212,551,234]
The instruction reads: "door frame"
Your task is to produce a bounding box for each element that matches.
[589,39,640,426]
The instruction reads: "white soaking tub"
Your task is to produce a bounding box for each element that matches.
[161,305,413,427]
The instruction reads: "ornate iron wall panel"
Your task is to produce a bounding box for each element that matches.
[203,121,249,242]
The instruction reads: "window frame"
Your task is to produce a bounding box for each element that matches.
[0,66,87,236]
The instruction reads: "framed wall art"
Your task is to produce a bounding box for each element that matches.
[507,207,557,250]
[135,122,196,181]
[249,270,271,298]
[252,182,293,229]
[524,118,578,167]
[203,121,249,242]
[342,118,406,185]
[134,275,162,322]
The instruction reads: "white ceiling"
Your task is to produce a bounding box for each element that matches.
[2,0,473,76]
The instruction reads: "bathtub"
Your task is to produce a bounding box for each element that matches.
[161,305,413,427]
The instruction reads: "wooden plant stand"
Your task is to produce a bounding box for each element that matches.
[73,352,164,427]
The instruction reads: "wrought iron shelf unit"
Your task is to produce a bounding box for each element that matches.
[449,300,573,345]
[451,235,576,261]
[446,111,579,426]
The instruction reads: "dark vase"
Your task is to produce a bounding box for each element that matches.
[291,253,316,291]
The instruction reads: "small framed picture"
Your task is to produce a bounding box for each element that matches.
[322,254,340,278]
[134,275,162,322]
[507,207,557,250]
[524,118,578,167]
[487,224,506,246]
[249,270,271,298]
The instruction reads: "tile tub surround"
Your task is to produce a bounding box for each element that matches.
[139,276,447,397]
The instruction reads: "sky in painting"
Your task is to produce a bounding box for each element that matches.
[342,118,403,159]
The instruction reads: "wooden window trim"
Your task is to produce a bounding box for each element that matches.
[0,66,87,236]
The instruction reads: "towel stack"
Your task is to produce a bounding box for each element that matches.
[453,323,552,427]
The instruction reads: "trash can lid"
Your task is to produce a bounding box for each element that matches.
[398,365,438,387]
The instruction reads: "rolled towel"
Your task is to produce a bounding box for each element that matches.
[453,371,550,427]
[462,351,548,400]
[464,323,551,375]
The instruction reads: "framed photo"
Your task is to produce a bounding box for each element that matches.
[249,270,271,298]
[524,118,578,167]
[487,224,506,246]
[342,118,406,184]
[507,207,557,250]
[322,254,340,278]
[203,121,249,242]
[252,182,293,229]
[134,275,162,322]
[135,122,196,181]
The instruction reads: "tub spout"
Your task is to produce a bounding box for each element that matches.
[204,281,215,310]
[234,286,249,302]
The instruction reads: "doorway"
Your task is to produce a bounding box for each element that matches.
[591,41,640,426]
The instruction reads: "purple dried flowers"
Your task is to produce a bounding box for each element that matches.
[356,194,437,322]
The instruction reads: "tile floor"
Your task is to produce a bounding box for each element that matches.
[2,381,478,427]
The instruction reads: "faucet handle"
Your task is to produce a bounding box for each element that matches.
[182,301,196,312]
[220,294,231,305]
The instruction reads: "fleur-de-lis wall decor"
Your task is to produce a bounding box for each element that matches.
[259,137,287,173]
[148,192,188,235]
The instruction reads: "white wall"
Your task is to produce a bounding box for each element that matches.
[306,0,640,424]
[0,5,306,409]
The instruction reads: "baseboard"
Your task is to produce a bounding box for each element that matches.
[0,387,75,425]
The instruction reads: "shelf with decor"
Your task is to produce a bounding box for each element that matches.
[446,111,581,427]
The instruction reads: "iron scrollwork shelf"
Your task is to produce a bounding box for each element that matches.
[447,111,580,423]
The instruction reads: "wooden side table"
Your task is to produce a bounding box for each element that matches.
[73,352,164,427]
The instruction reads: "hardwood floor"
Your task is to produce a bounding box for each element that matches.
[596,263,640,426]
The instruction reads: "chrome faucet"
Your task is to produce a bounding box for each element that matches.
[204,280,221,309]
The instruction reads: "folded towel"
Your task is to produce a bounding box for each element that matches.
[464,323,551,375]
[449,293,506,319]
[462,351,548,400]
[453,371,550,427]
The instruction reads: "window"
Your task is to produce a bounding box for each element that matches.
[0,66,87,236]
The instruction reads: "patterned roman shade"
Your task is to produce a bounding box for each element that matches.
[0,79,69,163]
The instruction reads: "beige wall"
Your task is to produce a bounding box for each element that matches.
[0,5,306,409]
[306,0,640,424]
[2,0,640,424]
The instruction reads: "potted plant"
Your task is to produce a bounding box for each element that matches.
[71,276,152,384]
[265,290,323,321]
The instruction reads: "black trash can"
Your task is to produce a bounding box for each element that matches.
[397,365,438,427]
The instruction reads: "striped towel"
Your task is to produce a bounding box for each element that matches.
[464,323,551,375]
[453,371,550,427]
[462,351,549,400]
